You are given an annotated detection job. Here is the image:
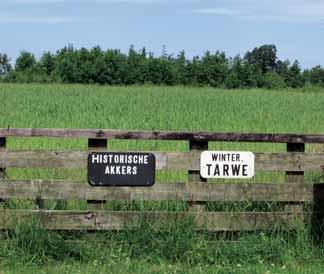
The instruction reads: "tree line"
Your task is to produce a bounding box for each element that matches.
[0,44,324,89]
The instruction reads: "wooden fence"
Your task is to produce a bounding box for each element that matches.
[1,128,324,231]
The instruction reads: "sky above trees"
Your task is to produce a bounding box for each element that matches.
[0,0,323,68]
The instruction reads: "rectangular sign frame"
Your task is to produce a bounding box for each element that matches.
[88,152,156,187]
[200,151,255,179]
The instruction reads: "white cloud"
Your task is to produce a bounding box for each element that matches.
[193,0,324,23]
[193,8,243,16]
[0,15,80,24]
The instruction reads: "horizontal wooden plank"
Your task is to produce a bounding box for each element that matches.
[1,128,324,143]
[1,150,324,172]
[255,152,324,172]
[0,150,196,170]
[0,180,318,202]
[0,210,305,231]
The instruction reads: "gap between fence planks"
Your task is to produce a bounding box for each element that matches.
[1,150,324,172]
[2,128,324,143]
[0,180,319,202]
[0,210,305,231]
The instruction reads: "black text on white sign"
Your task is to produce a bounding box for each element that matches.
[200,151,255,179]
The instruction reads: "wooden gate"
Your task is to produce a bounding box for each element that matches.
[0,128,324,231]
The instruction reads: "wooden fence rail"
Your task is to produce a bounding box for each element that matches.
[1,150,324,172]
[0,128,324,232]
[2,128,324,143]
[0,180,319,202]
[0,210,305,231]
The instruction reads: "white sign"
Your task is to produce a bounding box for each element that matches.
[200,151,255,179]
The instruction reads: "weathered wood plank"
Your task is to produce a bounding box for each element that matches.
[0,150,193,170]
[87,138,107,209]
[286,143,305,184]
[0,180,317,202]
[2,128,324,143]
[0,210,305,231]
[285,143,305,212]
[1,150,324,172]
[188,140,208,211]
[254,152,324,172]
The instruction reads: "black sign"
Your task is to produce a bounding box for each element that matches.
[88,152,155,187]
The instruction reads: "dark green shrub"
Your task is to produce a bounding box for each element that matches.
[263,72,287,89]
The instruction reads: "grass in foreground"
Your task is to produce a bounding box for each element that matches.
[1,216,324,274]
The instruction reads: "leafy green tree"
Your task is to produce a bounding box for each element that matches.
[146,56,176,85]
[173,50,188,85]
[55,46,80,83]
[276,60,290,80]
[225,56,244,88]
[102,49,128,85]
[226,56,263,88]
[307,66,324,87]
[242,63,264,88]
[125,46,147,85]
[286,60,305,88]
[263,71,287,89]
[199,51,229,87]
[244,45,277,73]
[15,51,36,71]
[225,71,241,89]
[40,52,56,76]
[0,53,11,76]
[185,56,203,86]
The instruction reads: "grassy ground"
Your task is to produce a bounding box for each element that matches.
[1,84,324,273]
[2,262,324,274]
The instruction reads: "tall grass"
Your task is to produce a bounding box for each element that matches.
[1,83,324,185]
[1,216,323,273]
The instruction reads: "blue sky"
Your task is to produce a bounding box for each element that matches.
[1,0,324,68]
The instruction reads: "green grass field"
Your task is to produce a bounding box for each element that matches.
[1,84,324,273]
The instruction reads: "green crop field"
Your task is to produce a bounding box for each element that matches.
[1,83,324,274]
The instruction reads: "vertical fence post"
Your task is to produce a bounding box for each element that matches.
[33,135,43,208]
[188,140,208,211]
[285,142,305,212]
[0,137,5,179]
[0,137,6,205]
[88,138,107,210]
